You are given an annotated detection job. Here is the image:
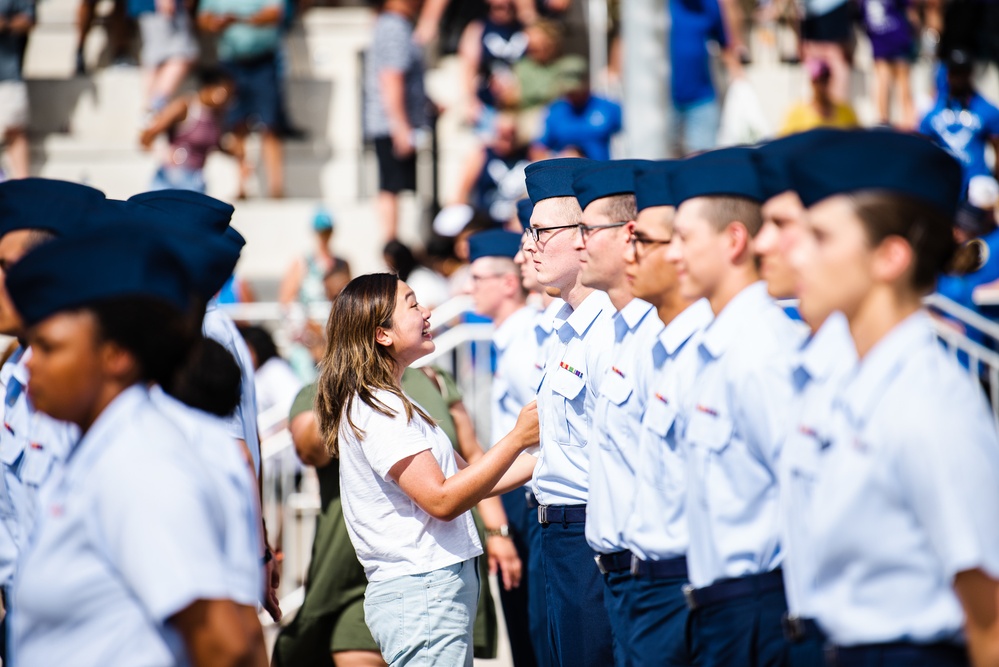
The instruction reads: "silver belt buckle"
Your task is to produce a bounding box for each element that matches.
[538,505,549,525]
[682,583,698,610]
[594,554,608,575]
[630,554,641,576]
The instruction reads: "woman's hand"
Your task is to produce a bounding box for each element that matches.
[512,401,539,450]
[487,534,523,590]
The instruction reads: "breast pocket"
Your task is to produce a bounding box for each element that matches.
[644,399,681,491]
[549,367,586,447]
[20,447,54,487]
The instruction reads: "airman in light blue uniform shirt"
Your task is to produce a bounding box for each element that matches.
[779,312,854,625]
[624,298,713,564]
[492,303,542,445]
[531,289,615,506]
[585,297,661,554]
[810,312,999,647]
[531,298,564,393]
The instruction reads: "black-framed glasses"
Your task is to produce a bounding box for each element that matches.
[526,223,579,243]
[578,221,628,242]
[630,232,672,256]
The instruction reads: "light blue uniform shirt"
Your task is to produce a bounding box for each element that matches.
[204,300,261,476]
[531,290,615,506]
[0,347,77,587]
[586,298,663,553]
[678,281,804,588]
[779,313,855,618]
[150,387,264,606]
[491,304,543,447]
[530,298,565,394]
[623,299,713,561]
[11,385,233,667]
[810,311,999,646]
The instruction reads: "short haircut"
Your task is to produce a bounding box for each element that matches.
[602,193,638,222]
[699,196,764,237]
[544,195,582,223]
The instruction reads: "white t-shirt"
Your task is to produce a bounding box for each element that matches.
[338,389,482,582]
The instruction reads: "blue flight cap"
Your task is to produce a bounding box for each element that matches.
[468,229,523,262]
[96,200,242,300]
[634,161,679,211]
[786,129,963,215]
[516,199,534,231]
[751,129,842,201]
[525,157,594,204]
[670,147,766,206]
[313,207,334,231]
[573,160,646,211]
[127,189,234,234]
[0,178,106,238]
[6,226,195,329]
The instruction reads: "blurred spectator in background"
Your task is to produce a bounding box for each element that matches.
[919,49,999,195]
[238,324,303,434]
[364,0,429,241]
[502,20,572,112]
[451,113,529,225]
[323,258,352,301]
[279,206,351,309]
[217,272,257,305]
[532,57,621,161]
[131,0,198,122]
[75,0,130,75]
[140,67,241,193]
[780,58,858,134]
[198,0,286,199]
[0,0,32,180]
[458,0,527,134]
[383,239,451,308]
[799,0,852,103]
[860,0,916,128]
[668,0,740,156]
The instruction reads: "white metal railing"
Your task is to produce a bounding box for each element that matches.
[256,292,999,627]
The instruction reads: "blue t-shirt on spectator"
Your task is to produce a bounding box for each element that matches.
[537,95,622,161]
[919,92,999,192]
[669,0,727,109]
[0,0,32,82]
[127,0,182,17]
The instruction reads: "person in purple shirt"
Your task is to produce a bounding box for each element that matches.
[861,0,916,127]
[533,58,621,162]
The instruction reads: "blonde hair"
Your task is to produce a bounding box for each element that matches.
[315,273,434,456]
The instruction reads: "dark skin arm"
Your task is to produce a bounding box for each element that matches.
[140,97,189,149]
[955,569,999,667]
[170,599,268,667]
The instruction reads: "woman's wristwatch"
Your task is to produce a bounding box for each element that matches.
[485,524,511,538]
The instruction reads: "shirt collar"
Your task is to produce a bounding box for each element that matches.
[494,305,537,351]
[658,298,713,358]
[795,311,856,387]
[700,281,773,359]
[556,290,611,339]
[537,298,564,335]
[613,298,654,342]
[839,310,934,426]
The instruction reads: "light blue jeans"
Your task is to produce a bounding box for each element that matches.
[363,559,480,666]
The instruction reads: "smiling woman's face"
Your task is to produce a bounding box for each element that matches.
[379,281,435,368]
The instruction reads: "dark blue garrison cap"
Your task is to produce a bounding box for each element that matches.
[468,229,523,262]
[96,200,242,300]
[127,189,234,234]
[634,161,680,211]
[525,158,594,204]
[670,147,766,206]
[785,129,964,216]
[751,129,842,201]
[516,199,534,231]
[573,160,648,211]
[0,178,106,237]
[6,226,195,328]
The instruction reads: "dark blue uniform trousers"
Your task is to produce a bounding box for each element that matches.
[824,642,969,667]
[626,574,693,667]
[602,569,633,667]
[540,518,614,667]
[784,617,826,667]
[688,581,789,667]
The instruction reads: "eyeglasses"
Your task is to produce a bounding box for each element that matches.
[629,232,672,256]
[578,221,628,242]
[526,223,579,243]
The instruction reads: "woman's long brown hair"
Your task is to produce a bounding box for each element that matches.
[315,273,434,457]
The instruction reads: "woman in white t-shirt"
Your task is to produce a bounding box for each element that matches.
[316,272,538,666]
